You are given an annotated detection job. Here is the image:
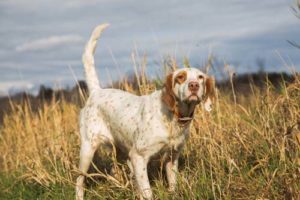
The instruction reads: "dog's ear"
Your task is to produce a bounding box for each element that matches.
[162,73,176,111]
[203,76,215,112]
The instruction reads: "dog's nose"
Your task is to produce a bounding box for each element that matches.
[188,81,199,93]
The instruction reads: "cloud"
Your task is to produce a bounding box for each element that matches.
[0,0,299,96]
[0,80,34,96]
[15,35,83,52]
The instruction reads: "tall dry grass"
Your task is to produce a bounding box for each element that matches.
[0,62,299,199]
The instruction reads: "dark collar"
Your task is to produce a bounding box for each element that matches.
[177,115,193,126]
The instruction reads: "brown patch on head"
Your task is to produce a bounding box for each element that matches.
[161,73,176,111]
[175,71,187,85]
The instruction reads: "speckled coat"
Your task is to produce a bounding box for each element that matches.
[76,24,215,200]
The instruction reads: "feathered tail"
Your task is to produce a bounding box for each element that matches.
[82,23,110,92]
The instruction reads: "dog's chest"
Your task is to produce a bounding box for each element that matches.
[166,125,188,151]
[156,124,188,152]
[136,123,189,157]
[167,134,186,151]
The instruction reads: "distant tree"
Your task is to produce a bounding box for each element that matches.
[38,85,53,100]
[288,0,300,49]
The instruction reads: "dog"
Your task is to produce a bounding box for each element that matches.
[76,23,215,200]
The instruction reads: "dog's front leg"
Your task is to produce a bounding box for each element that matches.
[129,151,152,199]
[165,152,179,192]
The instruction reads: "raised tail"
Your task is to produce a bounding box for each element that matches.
[82,23,110,92]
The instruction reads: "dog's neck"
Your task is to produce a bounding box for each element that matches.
[159,90,198,126]
[176,101,197,117]
[173,101,198,126]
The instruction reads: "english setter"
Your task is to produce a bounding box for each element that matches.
[76,24,215,200]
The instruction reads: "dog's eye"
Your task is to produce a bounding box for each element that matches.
[198,75,204,79]
[177,75,184,80]
[175,72,187,84]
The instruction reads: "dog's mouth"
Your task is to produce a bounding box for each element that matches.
[180,92,201,104]
[188,94,199,101]
[185,94,201,104]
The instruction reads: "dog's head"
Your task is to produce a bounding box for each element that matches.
[162,68,215,112]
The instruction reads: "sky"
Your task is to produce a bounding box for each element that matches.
[0,0,299,96]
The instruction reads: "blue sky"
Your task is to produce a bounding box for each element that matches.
[0,0,299,95]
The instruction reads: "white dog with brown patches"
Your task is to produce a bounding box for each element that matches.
[76,24,215,200]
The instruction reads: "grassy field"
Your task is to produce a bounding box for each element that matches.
[0,64,299,200]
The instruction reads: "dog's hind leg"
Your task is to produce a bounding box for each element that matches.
[76,109,113,200]
[76,140,98,200]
